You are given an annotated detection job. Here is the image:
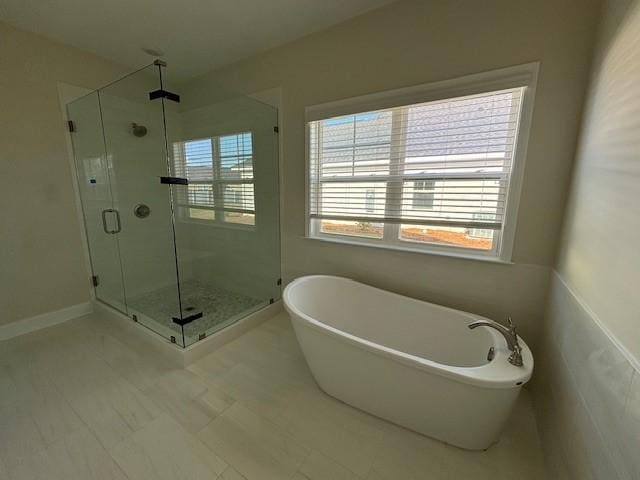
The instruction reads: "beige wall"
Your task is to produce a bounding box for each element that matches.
[183,0,601,342]
[0,0,603,342]
[0,22,126,325]
[557,0,640,362]
[534,0,640,478]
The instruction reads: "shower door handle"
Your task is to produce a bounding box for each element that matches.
[101,209,121,234]
[112,209,122,233]
[101,209,112,234]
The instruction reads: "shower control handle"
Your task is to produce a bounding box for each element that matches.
[101,209,121,234]
[133,203,151,219]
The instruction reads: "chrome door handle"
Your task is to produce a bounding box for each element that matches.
[112,209,122,233]
[101,209,113,234]
[101,209,121,234]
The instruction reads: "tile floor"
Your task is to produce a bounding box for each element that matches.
[0,311,547,480]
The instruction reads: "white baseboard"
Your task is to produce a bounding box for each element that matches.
[0,302,93,341]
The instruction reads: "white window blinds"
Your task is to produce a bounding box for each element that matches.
[173,133,256,225]
[308,88,525,234]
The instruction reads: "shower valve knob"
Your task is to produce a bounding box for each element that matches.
[134,204,151,218]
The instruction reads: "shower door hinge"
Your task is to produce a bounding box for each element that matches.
[160,176,188,185]
[273,126,279,133]
[172,311,203,326]
[149,89,181,103]
[91,275,99,287]
[67,120,76,132]
[276,278,282,286]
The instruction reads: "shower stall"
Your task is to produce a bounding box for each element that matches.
[67,61,281,347]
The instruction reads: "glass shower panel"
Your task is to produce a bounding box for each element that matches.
[98,65,185,345]
[166,90,281,346]
[68,62,282,348]
[68,92,127,312]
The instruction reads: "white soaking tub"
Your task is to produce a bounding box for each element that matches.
[283,275,533,450]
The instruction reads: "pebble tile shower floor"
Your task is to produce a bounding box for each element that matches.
[0,311,548,479]
[128,280,264,338]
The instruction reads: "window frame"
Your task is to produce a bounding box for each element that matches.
[304,63,539,262]
[173,132,256,229]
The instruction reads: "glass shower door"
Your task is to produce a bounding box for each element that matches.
[68,92,127,312]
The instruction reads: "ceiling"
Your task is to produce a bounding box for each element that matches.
[0,0,396,80]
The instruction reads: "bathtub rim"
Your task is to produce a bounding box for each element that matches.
[284,275,533,389]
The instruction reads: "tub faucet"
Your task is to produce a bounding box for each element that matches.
[468,316,524,367]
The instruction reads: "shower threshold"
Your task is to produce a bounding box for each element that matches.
[93,295,282,366]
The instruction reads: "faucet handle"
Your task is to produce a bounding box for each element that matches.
[506,315,520,344]
[506,315,524,367]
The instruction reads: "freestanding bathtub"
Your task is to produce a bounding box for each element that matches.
[283,275,533,450]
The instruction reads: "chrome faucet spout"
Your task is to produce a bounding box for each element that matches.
[468,316,524,367]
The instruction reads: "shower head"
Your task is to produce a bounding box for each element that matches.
[132,123,148,137]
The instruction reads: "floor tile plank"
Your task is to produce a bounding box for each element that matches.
[198,402,309,480]
[110,414,226,480]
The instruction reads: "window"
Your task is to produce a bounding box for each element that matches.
[412,180,435,209]
[468,212,496,239]
[173,132,255,226]
[306,65,536,259]
[365,189,376,213]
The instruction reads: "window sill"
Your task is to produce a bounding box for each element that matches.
[178,218,256,231]
[304,234,514,265]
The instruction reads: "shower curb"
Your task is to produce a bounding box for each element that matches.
[93,299,283,366]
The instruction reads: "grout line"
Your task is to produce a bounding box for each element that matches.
[220,465,249,480]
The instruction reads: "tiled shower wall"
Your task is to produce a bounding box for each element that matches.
[532,0,640,477]
[533,273,639,480]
